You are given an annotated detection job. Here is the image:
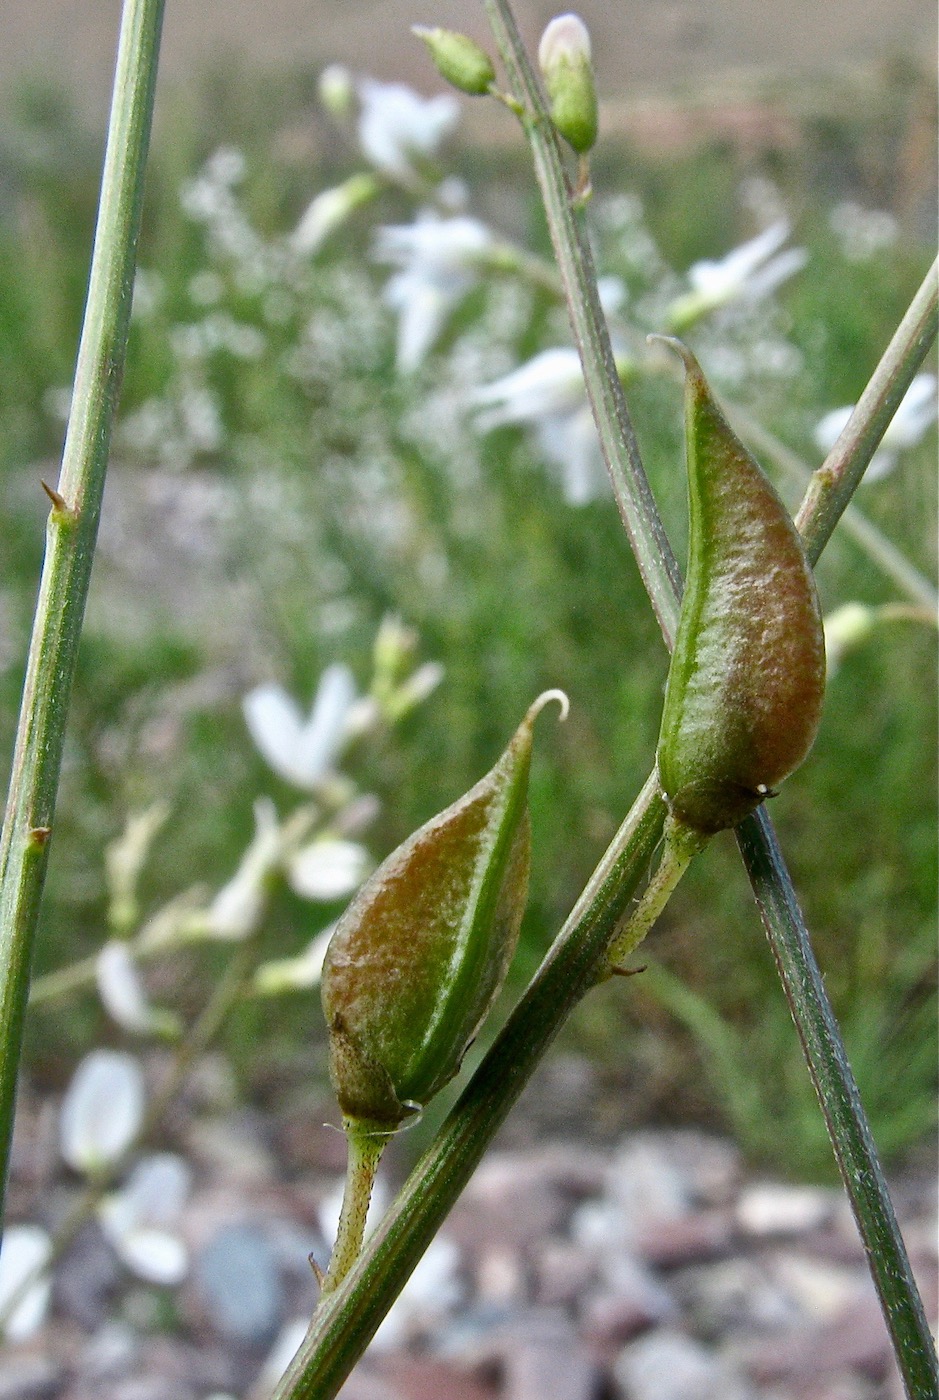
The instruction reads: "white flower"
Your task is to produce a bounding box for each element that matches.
[253,924,336,995]
[0,1225,52,1340]
[814,373,937,483]
[98,1154,191,1286]
[287,839,370,902]
[668,221,807,329]
[95,941,179,1037]
[471,348,609,504]
[829,201,899,263]
[291,174,379,257]
[374,212,492,371]
[244,664,357,790]
[60,1050,145,1174]
[195,799,284,941]
[357,79,459,178]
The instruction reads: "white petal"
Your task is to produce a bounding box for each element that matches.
[884,373,937,449]
[96,942,154,1032]
[60,1050,145,1173]
[689,220,790,299]
[243,684,309,785]
[253,924,337,994]
[741,246,807,302]
[118,1153,192,1227]
[538,406,609,505]
[393,278,451,372]
[203,798,283,940]
[113,1228,189,1286]
[357,81,459,176]
[813,405,852,456]
[287,840,370,901]
[0,1225,52,1341]
[296,663,358,785]
[471,348,584,426]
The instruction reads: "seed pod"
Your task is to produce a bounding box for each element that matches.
[321,690,568,1130]
[655,338,826,835]
[412,26,497,97]
[538,14,599,155]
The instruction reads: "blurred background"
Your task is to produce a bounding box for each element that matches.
[0,0,936,1175]
[1,1,937,1392]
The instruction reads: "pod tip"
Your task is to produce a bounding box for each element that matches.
[529,688,570,724]
[647,334,701,379]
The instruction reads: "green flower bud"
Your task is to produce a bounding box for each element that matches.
[322,690,568,1130]
[412,26,497,97]
[538,13,599,155]
[654,338,826,835]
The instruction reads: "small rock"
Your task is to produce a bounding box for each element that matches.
[0,1354,62,1400]
[674,1256,801,1333]
[78,1320,140,1380]
[194,1222,283,1344]
[745,1292,893,1384]
[501,1309,599,1400]
[635,1210,735,1267]
[534,1240,597,1307]
[581,1254,676,1346]
[614,1328,755,1400]
[607,1136,693,1235]
[737,1183,835,1236]
[53,1221,123,1328]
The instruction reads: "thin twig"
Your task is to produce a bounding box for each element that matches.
[0,0,165,1217]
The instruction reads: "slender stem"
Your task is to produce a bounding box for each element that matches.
[736,811,939,1400]
[319,1123,388,1297]
[603,816,706,974]
[272,776,667,1400]
[482,0,683,643]
[0,0,165,1220]
[796,256,939,560]
[729,403,938,613]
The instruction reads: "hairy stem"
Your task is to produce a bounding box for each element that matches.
[603,816,707,975]
[319,1124,388,1297]
[0,0,165,1219]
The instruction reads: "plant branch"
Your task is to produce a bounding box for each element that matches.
[796,256,939,560]
[0,0,165,1220]
[736,811,939,1400]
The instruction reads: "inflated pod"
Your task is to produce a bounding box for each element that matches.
[321,690,567,1131]
[655,338,826,836]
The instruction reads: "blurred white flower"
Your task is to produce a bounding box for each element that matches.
[291,173,379,257]
[60,1050,145,1174]
[357,79,459,178]
[814,373,937,483]
[253,923,336,995]
[823,602,875,675]
[195,799,284,941]
[99,1154,191,1286]
[105,802,170,935]
[471,348,609,504]
[668,221,807,329]
[0,1225,52,1340]
[318,63,355,121]
[95,941,180,1037]
[287,839,370,901]
[829,201,899,263]
[374,212,493,371]
[244,664,357,790]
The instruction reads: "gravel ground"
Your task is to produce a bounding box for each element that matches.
[3,1049,936,1400]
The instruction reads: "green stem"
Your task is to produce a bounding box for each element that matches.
[603,816,706,975]
[271,775,667,1400]
[737,811,938,1400]
[319,1122,388,1297]
[0,0,164,1220]
[796,256,939,561]
[482,0,683,643]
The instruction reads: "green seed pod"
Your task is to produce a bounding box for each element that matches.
[321,690,568,1130]
[655,338,826,835]
[412,26,497,97]
[538,14,599,155]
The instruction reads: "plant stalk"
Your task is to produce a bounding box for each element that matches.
[0,0,165,1220]
[319,1123,388,1297]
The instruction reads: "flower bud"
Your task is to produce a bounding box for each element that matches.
[318,64,355,121]
[538,14,599,155]
[321,690,568,1129]
[413,26,497,96]
[654,338,826,835]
